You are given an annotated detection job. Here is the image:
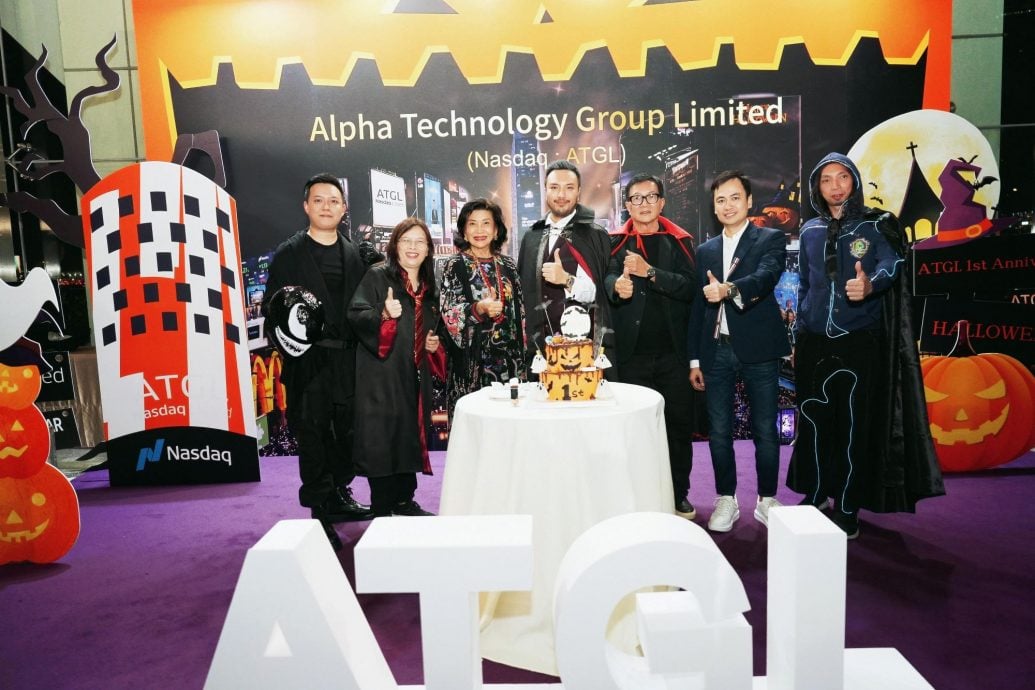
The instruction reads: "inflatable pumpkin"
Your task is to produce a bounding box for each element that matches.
[0,463,80,564]
[921,320,1035,472]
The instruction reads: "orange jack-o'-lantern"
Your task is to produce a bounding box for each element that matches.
[0,405,51,479]
[545,338,594,372]
[0,463,80,564]
[921,320,1035,472]
[0,363,42,410]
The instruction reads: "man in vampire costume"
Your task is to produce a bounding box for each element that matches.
[262,173,374,549]
[787,152,944,539]
[605,172,698,519]
[517,160,613,367]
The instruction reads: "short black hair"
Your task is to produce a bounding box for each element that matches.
[709,170,752,198]
[303,173,344,201]
[624,173,664,200]
[545,160,581,187]
[454,198,508,254]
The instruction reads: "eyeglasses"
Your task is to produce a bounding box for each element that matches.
[399,239,428,249]
[627,192,661,206]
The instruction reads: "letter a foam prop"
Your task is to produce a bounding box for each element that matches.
[205,520,398,690]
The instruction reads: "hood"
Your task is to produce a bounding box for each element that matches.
[808,152,864,219]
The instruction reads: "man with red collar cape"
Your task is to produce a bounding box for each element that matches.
[605,173,698,519]
[517,161,614,364]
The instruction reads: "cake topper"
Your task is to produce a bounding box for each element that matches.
[559,305,591,338]
[535,299,556,338]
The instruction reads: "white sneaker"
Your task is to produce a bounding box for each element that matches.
[708,495,739,532]
[754,496,782,527]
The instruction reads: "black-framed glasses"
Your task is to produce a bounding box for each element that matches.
[627,192,661,206]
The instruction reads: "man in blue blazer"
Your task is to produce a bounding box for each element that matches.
[688,171,790,533]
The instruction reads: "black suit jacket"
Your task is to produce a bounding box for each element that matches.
[687,223,790,371]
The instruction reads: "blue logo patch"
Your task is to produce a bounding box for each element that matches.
[137,439,165,471]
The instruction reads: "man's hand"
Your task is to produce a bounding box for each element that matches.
[614,266,633,299]
[425,330,440,353]
[624,250,650,278]
[383,286,402,319]
[542,249,569,286]
[689,367,705,391]
[702,270,728,303]
[476,286,503,318]
[845,260,872,301]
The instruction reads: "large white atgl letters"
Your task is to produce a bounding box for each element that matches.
[206,509,930,689]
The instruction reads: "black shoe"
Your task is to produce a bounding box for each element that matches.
[311,486,374,523]
[318,518,344,551]
[392,500,435,516]
[675,499,697,520]
[829,510,860,540]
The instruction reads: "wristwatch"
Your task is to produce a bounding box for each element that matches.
[646,267,657,280]
[725,282,739,300]
[565,274,575,290]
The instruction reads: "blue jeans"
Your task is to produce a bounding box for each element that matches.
[703,342,780,497]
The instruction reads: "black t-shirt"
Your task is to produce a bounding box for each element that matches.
[634,234,672,355]
[305,235,345,335]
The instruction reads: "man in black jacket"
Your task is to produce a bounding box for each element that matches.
[605,173,698,519]
[517,161,613,361]
[262,174,373,547]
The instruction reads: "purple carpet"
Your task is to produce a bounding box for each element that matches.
[1,443,1033,689]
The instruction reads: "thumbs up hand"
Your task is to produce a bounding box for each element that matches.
[424,329,440,353]
[476,285,504,319]
[845,260,872,301]
[624,250,650,278]
[383,286,402,319]
[615,265,633,299]
[703,269,725,303]
[542,248,570,286]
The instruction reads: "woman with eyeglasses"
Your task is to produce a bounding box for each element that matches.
[439,199,527,420]
[349,218,446,517]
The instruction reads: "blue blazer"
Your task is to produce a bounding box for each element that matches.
[687,223,790,372]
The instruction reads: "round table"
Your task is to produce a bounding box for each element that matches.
[439,382,675,675]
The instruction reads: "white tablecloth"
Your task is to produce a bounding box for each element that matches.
[439,382,674,675]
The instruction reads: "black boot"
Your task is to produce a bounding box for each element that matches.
[312,485,374,523]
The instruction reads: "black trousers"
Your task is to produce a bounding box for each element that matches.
[290,367,356,509]
[620,351,694,503]
[369,473,418,515]
[793,330,879,513]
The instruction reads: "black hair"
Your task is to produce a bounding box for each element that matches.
[385,217,436,290]
[545,160,581,187]
[453,198,508,254]
[624,173,665,200]
[303,173,344,201]
[709,170,752,198]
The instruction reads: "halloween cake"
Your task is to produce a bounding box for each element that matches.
[539,335,603,401]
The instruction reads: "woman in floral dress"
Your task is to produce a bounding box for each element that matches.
[439,199,526,420]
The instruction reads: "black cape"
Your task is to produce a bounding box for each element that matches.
[789,211,945,512]
[348,264,443,478]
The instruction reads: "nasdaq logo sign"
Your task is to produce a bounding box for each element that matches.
[136,438,166,471]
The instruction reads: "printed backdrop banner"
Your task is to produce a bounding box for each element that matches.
[132,0,951,260]
[82,162,259,485]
